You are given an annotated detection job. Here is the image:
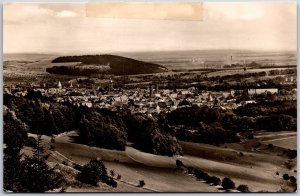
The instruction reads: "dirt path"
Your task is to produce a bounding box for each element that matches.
[254,132,296,139]
[262,136,296,143]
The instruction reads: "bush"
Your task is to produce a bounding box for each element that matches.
[287,149,297,159]
[73,163,83,171]
[284,161,293,170]
[116,174,122,180]
[105,177,117,188]
[267,144,274,149]
[138,180,145,187]
[289,176,297,184]
[194,169,209,181]
[283,174,290,180]
[76,159,108,186]
[110,169,115,177]
[176,160,184,169]
[208,176,221,186]
[187,167,194,174]
[237,184,250,192]
[201,173,211,182]
[222,177,235,190]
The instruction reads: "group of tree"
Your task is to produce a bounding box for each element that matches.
[166,102,296,144]
[121,113,183,156]
[46,66,108,76]
[78,110,127,151]
[4,109,64,192]
[4,93,77,135]
[234,100,296,118]
[76,159,117,187]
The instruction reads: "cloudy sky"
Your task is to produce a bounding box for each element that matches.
[4,2,297,54]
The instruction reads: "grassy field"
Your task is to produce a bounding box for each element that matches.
[253,131,297,150]
[25,130,297,192]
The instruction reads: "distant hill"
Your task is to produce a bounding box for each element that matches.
[46,54,168,76]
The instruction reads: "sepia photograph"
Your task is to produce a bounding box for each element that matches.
[3,1,297,193]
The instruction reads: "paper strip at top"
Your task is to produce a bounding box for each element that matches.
[86,2,203,21]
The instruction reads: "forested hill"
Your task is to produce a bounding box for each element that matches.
[47,54,168,75]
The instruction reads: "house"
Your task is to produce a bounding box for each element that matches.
[248,88,278,95]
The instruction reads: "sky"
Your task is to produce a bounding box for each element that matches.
[3,2,297,54]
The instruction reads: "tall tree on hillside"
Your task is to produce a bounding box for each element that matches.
[16,127,64,192]
[30,100,46,134]
[3,110,28,191]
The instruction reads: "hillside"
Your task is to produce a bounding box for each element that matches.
[47,54,168,76]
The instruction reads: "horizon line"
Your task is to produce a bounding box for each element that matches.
[4,48,297,56]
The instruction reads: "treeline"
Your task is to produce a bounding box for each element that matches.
[5,94,77,135]
[51,54,167,75]
[166,102,296,143]
[131,69,296,92]
[167,106,239,144]
[46,66,108,76]
[234,100,297,118]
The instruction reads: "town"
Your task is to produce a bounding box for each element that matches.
[4,68,297,114]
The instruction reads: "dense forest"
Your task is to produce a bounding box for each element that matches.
[47,54,167,75]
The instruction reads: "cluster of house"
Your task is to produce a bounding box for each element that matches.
[4,80,296,114]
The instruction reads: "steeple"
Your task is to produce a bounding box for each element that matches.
[58,81,62,89]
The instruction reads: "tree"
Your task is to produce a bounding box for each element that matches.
[30,100,45,134]
[5,124,64,192]
[283,174,290,180]
[138,180,145,187]
[19,129,63,192]
[289,176,297,184]
[76,159,108,186]
[194,169,208,180]
[110,169,115,177]
[222,177,235,190]
[3,110,28,191]
[209,176,221,186]
[187,167,194,174]
[43,108,58,135]
[237,184,250,192]
[176,160,184,169]
[17,156,64,192]
[128,117,182,156]
[78,111,127,150]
